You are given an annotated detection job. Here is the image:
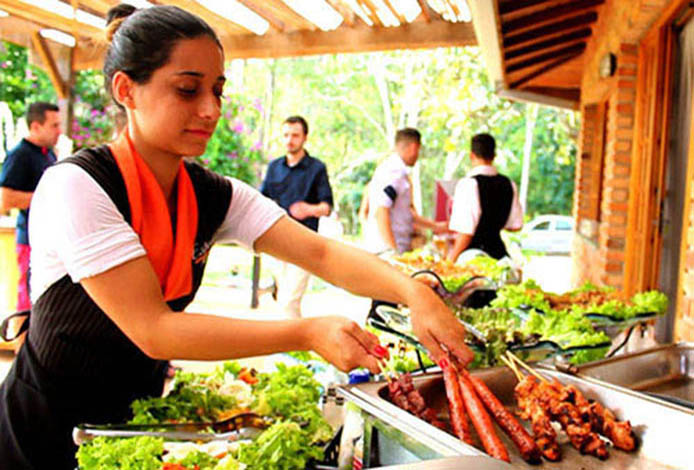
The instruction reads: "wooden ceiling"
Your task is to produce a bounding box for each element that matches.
[0,0,477,71]
[498,0,605,103]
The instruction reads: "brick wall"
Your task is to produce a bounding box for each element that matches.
[570,0,671,290]
[572,44,637,290]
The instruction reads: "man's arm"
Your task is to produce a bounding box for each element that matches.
[447,232,473,262]
[0,187,32,212]
[375,206,397,251]
[411,210,448,234]
[504,181,524,232]
[289,201,331,220]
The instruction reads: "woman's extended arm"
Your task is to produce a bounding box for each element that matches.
[80,254,384,373]
[256,216,473,365]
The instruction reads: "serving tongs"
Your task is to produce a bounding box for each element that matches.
[73,412,268,445]
[369,304,488,349]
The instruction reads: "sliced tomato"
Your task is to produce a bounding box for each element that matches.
[238,369,258,385]
[162,463,188,470]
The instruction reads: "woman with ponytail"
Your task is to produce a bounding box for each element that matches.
[0,5,472,468]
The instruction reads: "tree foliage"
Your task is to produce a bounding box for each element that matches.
[1,41,578,231]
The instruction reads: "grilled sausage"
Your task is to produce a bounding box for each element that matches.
[439,357,473,444]
[466,372,542,464]
[458,370,510,462]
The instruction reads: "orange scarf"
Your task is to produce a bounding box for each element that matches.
[109,131,198,301]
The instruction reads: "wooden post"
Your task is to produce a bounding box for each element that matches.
[30,32,75,139]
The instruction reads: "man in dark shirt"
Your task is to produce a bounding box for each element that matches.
[0,102,61,311]
[260,116,333,317]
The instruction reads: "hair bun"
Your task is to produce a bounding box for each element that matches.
[105,4,137,43]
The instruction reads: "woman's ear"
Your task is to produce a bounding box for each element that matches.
[112,71,135,110]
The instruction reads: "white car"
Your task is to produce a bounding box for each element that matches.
[520,215,575,254]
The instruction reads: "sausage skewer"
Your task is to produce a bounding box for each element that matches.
[465,371,542,464]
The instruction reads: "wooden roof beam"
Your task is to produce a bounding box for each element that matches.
[506,41,586,72]
[163,0,249,34]
[0,0,101,37]
[509,50,582,88]
[503,11,598,47]
[325,0,354,27]
[384,0,407,24]
[221,19,475,58]
[262,0,317,31]
[417,0,431,22]
[498,0,554,16]
[70,0,114,17]
[360,0,385,27]
[505,27,591,60]
[31,31,67,99]
[502,0,604,34]
[235,0,285,32]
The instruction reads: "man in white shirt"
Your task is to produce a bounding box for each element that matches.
[447,133,523,261]
[365,128,445,254]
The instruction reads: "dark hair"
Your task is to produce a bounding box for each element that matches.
[471,133,496,161]
[395,128,421,145]
[283,115,309,135]
[104,4,222,109]
[26,102,59,126]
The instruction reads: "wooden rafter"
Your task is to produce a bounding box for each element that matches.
[67,0,115,17]
[222,18,474,58]
[506,42,585,72]
[236,0,285,32]
[502,0,604,34]
[498,0,554,16]
[325,0,354,27]
[509,50,581,88]
[503,11,598,47]
[505,28,591,60]
[360,0,385,27]
[417,0,431,22]
[262,0,317,31]
[31,31,67,99]
[163,0,249,34]
[384,0,407,24]
[0,0,100,37]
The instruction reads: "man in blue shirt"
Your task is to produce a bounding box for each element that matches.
[0,102,61,312]
[260,116,333,317]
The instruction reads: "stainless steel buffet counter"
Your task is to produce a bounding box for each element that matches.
[338,363,693,469]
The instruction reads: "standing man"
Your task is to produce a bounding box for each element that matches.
[0,102,61,312]
[365,128,446,254]
[447,133,523,262]
[260,116,333,318]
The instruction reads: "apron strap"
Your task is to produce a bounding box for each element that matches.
[1,310,30,342]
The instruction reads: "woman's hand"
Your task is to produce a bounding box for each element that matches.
[304,316,385,374]
[406,282,474,367]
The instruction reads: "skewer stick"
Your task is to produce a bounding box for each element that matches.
[506,352,548,383]
[499,354,523,382]
[378,359,394,383]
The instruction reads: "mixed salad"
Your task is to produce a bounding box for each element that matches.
[77,362,333,470]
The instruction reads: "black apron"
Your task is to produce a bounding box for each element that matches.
[0,146,232,469]
[468,174,514,260]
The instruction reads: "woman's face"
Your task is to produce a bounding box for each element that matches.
[128,36,225,158]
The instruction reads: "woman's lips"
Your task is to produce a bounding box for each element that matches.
[186,129,213,138]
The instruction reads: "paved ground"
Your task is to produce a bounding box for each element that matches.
[0,247,571,382]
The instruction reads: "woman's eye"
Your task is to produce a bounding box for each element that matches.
[178,87,197,96]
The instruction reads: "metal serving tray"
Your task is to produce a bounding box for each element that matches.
[572,342,694,410]
[338,366,693,469]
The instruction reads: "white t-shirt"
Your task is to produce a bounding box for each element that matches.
[449,165,523,235]
[364,154,413,254]
[29,163,285,302]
